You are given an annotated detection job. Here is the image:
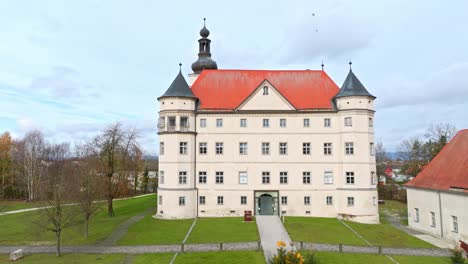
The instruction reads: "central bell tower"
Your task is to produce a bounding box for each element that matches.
[189,18,218,85]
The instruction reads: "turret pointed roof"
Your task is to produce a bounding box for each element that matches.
[159,70,196,99]
[335,69,375,99]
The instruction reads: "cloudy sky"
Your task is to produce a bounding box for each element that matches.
[0,0,467,155]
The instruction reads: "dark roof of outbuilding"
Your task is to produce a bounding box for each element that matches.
[159,70,196,99]
[334,69,375,99]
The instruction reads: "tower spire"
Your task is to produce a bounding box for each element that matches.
[191,18,218,74]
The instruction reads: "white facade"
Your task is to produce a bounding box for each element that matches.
[407,187,467,244]
[156,81,379,223]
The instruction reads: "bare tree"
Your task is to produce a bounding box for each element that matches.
[19,130,46,200]
[0,132,13,191]
[375,140,388,177]
[129,144,143,194]
[90,123,139,217]
[425,123,457,142]
[73,145,104,238]
[36,143,80,256]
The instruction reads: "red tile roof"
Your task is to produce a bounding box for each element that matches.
[405,129,468,192]
[190,70,340,110]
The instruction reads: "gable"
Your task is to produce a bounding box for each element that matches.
[237,80,295,111]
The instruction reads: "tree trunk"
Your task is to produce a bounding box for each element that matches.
[108,196,114,217]
[56,230,61,257]
[84,215,89,238]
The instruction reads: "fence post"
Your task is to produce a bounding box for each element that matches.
[181,243,185,253]
[378,246,382,255]
[339,243,343,253]
[300,241,304,250]
[257,240,262,250]
[220,242,224,251]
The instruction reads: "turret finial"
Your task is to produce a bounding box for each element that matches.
[203,17,206,26]
[349,61,352,71]
[179,62,182,71]
[321,60,324,71]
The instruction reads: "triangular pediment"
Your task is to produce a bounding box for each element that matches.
[236,80,296,111]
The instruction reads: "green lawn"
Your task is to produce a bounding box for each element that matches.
[186,217,259,243]
[379,200,409,225]
[284,217,367,245]
[345,220,434,248]
[118,215,194,245]
[0,254,126,264]
[129,253,174,264]
[0,194,156,245]
[303,252,452,264]
[174,251,265,264]
[0,200,41,212]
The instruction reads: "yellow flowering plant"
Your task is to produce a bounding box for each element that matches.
[270,240,305,264]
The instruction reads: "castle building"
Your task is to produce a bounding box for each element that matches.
[156,21,379,224]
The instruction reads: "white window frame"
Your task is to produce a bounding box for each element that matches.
[217,196,224,205]
[324,118,331,127]
[280,118,287,128]
[303,118,310,127]
[215,142,224,155]
[159,171,164,185]
[239,172,248,184]
[326,196,333,205]
[304,196,310,205]
[414,208,420,222]
[371,171,377,185]
[158,195,162,205]
[240,118,247,127]
[281,196,288,205]
[179,142,188,155]
[262,171,270,184]
[179,196,186,206]
[344,117,352,127]
[199,196,206,205]
[199,142,207,155]
[179,171,187,184]
[280,171,288,184]
[198,171,207,184]
[263,86,269,95]
[346,171,355,184]
[279,142,288,155]
[200,118,207,127]
[263,118,269,128]
[369,117,373,127]
[452,216,458,233]
[370,143,375,156]
[160,142,164,155]
[324,143,332,155]
[430,211,436,227]
[262,142,270,155]
[345,142,354,155]
[303,142,311,155]
[324,171,334,184]
[215,171,224,184]
[241,196,247,205]
[347,196,355,206]
[216,118,223,127]
[239,142,248,155]
[303,171,311,184]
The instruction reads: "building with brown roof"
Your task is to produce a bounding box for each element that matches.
[405,129,468,243]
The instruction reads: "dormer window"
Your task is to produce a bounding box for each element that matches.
[263,86,269,95]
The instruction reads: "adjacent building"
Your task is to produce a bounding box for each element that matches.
[405,129,468,244]
[156,22,379,223]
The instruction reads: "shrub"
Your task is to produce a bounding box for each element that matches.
[450,247,466,264]
[270,241,318,264]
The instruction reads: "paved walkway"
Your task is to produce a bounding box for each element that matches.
[0,194,155,217]
[383,210,455,249]
[256,215,293,262]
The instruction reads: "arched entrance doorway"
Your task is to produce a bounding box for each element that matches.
[258,194,274,215]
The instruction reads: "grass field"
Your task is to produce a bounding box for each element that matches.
[0,254,126,264]
[174,251,265,264]
[379,200,409,225]
[345,219,434,248]
[186,217,259,243]
[0,194,156,245]
[284,217,367,245]
[129,253,174,264]
[0,201,41,212]
[118,215,193,245]
[304,252,452,264]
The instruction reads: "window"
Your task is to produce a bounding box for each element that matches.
[371,171,377,185]
[262,172,270,184]
[241,196,247,205]
[414,208,420,222]
[179,196,185,206]
[347,197,355,206]
[324,143,332,155]
[159,171,164,185]
[180,116,189,127]
[279,142,288,155]
[303,143,311,155]
[179,142,188,155]
[430,211,436,227]
[370,143,375,155]
[158,195,162,205]
[160,142,164,155]
[303,171,311,184]
[345,142,354,155]
[168,116,176,127]
[179,171,187,184]
[216,118,223,127]
[452,216,458,233]
[262,142,270,155]
[303,118,310,127]
[280,118,287,127]
[281,196,288,205]
[239,172,248,184]
[198,171,207,184]
[217,196,224,205]
[324,118,331,127]
[304,196,310,205]
[239,142,248,155]
[199,142,207,154]
[240,118,247,127]
[200,118,207,127]
[344,117,352,127]
[216,142,224,155]
[326,196,333,205]
[373,197,377,206]
[346,172,355,184]
[263,119,269,128]
[369,117,373,127]
[324,171,334,184]
[215,171,224,184]
[263,86,269,95]
[280,172,288,184]
[199,196,206,205]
